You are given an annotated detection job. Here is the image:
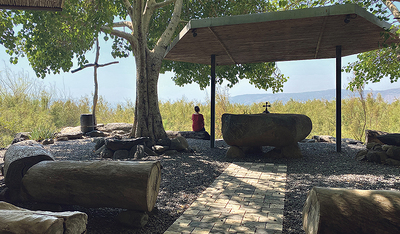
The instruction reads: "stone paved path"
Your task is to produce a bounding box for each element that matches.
[164,162,287,234]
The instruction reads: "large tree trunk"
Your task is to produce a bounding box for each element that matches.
[100,0,183,143]
[0,201,87,234]
[131,45,167,142]
[22,160,161,212]
[303,187,400,234]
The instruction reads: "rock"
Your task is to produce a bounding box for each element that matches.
[0,188,9,201]
[365,150,387,163]
[280,144,303,158]
[97,123,133,133]
[382,144,392,152]
[342,138,363,144]
[135,145,145,159]
[241,146,263,154]
[105,137,150,151]
[42,138,54,145]
[301,139,317,143]
[366,142,380,150]
[116,210,149,228]
[313,135,336,143]
[153,145,169,154]
[114,150,129,160]
[94,138,106,150]
[166,131,211,140]
[372,144,382,151]
[377,134,400,146]
[129,145,138,158]
[379,152,388,164]
[30,202,63,212]
[355,149,368,161]
[164,150,178,155]
[13,140,42,148]
[55,136,69,141]
[57,126,83,139]
[170,136,189,151]
[385,158,400,166]
[60,126,81,134]
[156,138,171,147]
[144,146,158,156]
[386,146,400,161]
[111,130,129,137]
[226,146,245,159]
[94,145,114,159]
[11,132,30,144]
[55,131,83,140]
[86,130,108,137]
[365,129,387,144]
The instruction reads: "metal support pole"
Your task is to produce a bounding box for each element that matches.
[210,54,216,148]
[336,45,342,152]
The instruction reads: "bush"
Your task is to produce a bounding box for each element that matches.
[1,65,399,147]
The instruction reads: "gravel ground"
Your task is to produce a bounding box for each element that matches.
[1,138,400,234]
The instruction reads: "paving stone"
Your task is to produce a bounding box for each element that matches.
[210,223,231,233]
[189,221,214,229]
[164,162,286,234]
[191,227,213,234]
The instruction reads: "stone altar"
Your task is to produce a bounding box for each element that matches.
[222,113,312,158]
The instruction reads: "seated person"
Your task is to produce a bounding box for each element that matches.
[192,106,205,132]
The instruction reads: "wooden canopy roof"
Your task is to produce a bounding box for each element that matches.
[0,0,65,11]
[164,4,399,65]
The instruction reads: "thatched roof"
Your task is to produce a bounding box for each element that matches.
[0,0,65,11]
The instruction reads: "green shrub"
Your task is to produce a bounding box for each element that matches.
[30,126,55,141]
[1,64,400,146]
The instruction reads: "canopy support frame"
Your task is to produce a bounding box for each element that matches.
[336,45,342,152]
[211,54,216,148]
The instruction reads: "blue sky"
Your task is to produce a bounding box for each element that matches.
[1,3,400,105]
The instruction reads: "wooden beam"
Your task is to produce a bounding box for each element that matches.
[315,17,327,59]
[208,27,236,64]
[0,0,65,11]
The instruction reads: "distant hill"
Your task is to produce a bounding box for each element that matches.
[229,88,400,105]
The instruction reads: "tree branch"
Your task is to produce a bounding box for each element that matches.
[143,0,176,35]
[112,21,134,31]
[383,0,400,22]
[71,61,120,73]
[123,0,135,22]
[71,63,96,73]
[98,61,120,68]
[153,0,175,9]
[154,0,183,55]
[100,25,138,46]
